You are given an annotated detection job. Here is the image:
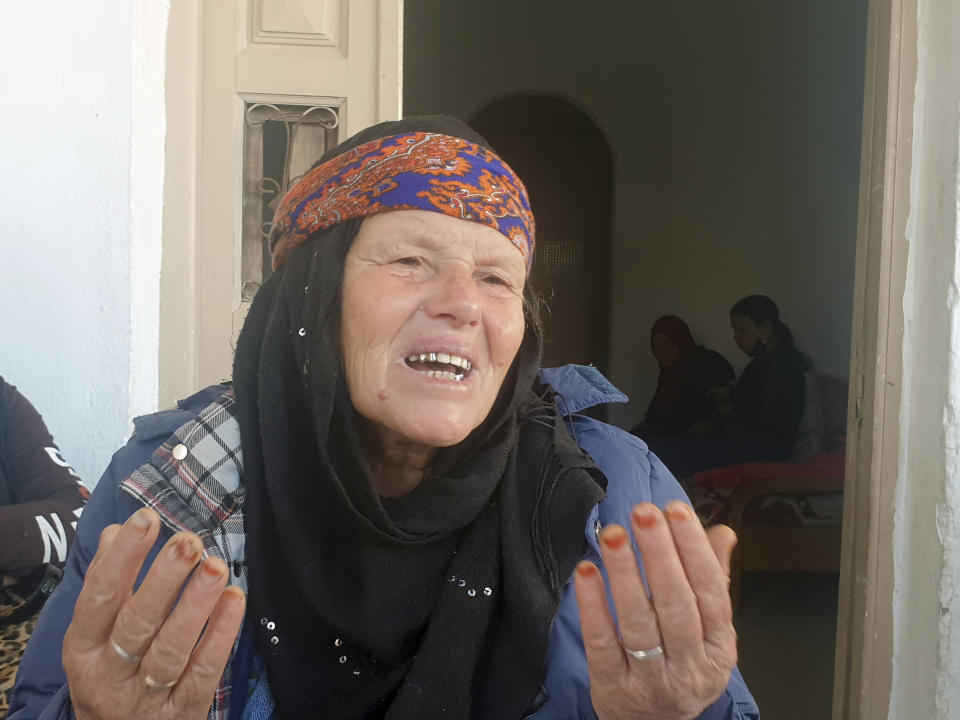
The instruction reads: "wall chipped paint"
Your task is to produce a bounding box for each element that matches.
[0,2,166,485]
[891,0,960,716]
[945,151,960,716]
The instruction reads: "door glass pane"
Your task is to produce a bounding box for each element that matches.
[242,103,339,299]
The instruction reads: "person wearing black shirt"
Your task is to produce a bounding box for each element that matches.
[1,375,88,713]
[0,376,88,577]
[729,296,809,449]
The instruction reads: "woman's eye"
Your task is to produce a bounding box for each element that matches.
[395,256,422,267]
[481,274,511,288]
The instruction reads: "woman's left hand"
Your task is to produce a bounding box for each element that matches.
[573,501,738,720]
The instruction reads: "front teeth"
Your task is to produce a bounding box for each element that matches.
[407,353,472,372]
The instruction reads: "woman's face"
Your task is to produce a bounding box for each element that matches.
[731,313,769,356]
[651,333,681,368]
[341,210,527,451]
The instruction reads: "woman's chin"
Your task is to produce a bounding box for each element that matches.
[407,423,473,449]
[391,410,482,449]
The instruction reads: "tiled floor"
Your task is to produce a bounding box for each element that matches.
[736,572,840,720]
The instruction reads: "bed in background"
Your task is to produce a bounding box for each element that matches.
[690,374,849,613]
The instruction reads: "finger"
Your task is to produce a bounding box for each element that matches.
[139,557,230,687]
[79,523,122,592]
[706,524,737,578]
[69,508,161,650]
[170,586,246,713]
[110,532,204,666]
[665,504,737,661]
[95,524,123,555]
[573,561,627,685]
[631,503,703,659]
[597,525,662,661]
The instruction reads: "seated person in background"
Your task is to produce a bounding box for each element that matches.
[728,294,811,457]
[632,315,734,436]
[1,375,89,714]
[643,295,813,478]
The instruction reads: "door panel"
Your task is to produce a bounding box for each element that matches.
[160,0,402,403]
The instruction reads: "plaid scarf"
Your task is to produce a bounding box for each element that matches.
[120,390,245,720]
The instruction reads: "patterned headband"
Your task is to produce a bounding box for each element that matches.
[268,132,536,271]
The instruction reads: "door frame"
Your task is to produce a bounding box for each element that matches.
[833,0,915,715]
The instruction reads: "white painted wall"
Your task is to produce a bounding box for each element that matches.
[890,0,960,716]
[0,1,167,486]
[403,0,867,427]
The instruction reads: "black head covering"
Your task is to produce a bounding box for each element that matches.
[233,115,606,719]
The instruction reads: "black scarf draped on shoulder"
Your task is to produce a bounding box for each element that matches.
[233,116,607,719]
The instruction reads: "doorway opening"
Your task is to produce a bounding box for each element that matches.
[403,2,869,718]
[469,95,613,376]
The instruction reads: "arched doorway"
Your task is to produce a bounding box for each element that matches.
[469,96,613,376]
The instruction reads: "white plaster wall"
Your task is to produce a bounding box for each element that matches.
[0,2,167,486]
[891,0,960,715]
[403,0,866,427]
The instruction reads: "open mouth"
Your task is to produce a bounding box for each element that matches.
[405,352,472,381]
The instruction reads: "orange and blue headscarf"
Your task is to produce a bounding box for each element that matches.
[268,131,535,271]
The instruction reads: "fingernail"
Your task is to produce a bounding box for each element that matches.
[224,585,247,601]
[576,561,599,578]
[130,508,152,533]
[601,527,629,550]
[200,560,226,585]
[223,585,247,611]
[632,506,659,529]
[175,537,202,565]
[665,503,692,522]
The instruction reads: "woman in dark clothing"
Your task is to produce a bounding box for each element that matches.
[10,117,753,720]
[634,316,734,435]
[729,295,810,449]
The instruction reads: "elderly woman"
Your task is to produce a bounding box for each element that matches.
[10,118,757,720]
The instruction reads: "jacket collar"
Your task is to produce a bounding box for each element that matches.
[120,391,245,569]
[538,364,628,415]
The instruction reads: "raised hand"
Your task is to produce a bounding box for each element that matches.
[573,501,738,720]
[61,508,246,720]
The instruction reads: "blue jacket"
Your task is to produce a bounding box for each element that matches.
[9,365,758,720]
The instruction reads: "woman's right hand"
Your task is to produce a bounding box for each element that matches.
[62,508,246,720]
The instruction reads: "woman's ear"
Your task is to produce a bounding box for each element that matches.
[757,321,774,344]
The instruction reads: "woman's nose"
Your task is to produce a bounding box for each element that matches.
[422,269,481,328]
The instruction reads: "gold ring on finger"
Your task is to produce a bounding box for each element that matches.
[109,638,141,664]
[143,673,179,691]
